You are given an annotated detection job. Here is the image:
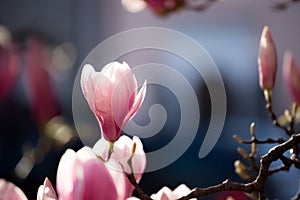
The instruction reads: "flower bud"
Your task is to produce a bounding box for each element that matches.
[258,26,277,90]
[283,51,300,105]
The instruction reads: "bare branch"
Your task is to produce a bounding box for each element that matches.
[177,133,300,199]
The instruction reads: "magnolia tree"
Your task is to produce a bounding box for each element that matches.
[1,26,300,200]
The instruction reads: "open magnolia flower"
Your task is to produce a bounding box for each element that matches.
[37,147,128,200]
[93,135,146,176]
[127,184,196,200]
[81,61,147,142]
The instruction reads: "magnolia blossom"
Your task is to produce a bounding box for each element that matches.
[258,26,277,90]
[283,51,300,105]
[26,37,60,124]
[0,179,28,200]
[56,147,121,200]
[127,184,196,200]
[121,0,180,15]
[121,0,147,13]
[0,42,20,101]
[93,135,146,199]
[93,135,146,174]
[37,146,138,200]
[81,62,146,142]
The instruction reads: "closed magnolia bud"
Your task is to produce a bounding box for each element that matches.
[258,26,277,90]
[283,51,300,105]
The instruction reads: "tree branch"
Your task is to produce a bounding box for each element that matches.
[177,133,300,199]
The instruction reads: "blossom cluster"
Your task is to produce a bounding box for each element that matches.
[1,61,193,200]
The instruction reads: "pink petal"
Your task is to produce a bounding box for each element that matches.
[126,197,140,200]
[123,80,147,127]
[94,96,119,141]
[93,73,121,141]
[111,135,146,177]
[109,62,138,131]
[0,179,28,200]
[105,160,132,200]
[81,64,97,111]
[92,137,110,160]
[149,185,195,200]
[93,136,146,199]
[172,184,194,199]
[112,136,146,197]
[76,147,118,200]
[56,149,84,200]
[131,136,146,181]
[37,178,57,200]
[150,187,174,200]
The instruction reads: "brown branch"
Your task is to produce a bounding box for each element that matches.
[266,102,292,136]
[125,155,152,200]
[177,133,300,200]
[178,180,258,200]
[239,137,285,145]
[126,173,152,200]
[127,133,300,199]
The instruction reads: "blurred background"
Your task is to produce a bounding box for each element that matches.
[0,0,300,199]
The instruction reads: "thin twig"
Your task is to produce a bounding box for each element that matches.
[126,173,152,200]
[177,133,300,199]
[266,102,292,136]
[239,137,285,145]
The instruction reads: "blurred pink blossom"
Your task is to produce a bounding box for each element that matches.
[258,26,277,90]
[127,184,195,200]
[283,51,300,105]
[26,37,60,125]
[121,0,147,13]
[81,62,146,142]
[215,191,249,200]
[0,179,28,200]
[0,44,20,101]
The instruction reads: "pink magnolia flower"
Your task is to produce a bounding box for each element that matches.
[26,36,60,125]
[56,147,120,200]
[127,184,195,200]
[121,0,181,15]
[258,26,277,90]
[0,43,20,102]
[0,179,28,200]
[121,0,147,13]
[93,135,146,199]
[215,191,249,200]
[283,51,300,105]
[81,62,146,142]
